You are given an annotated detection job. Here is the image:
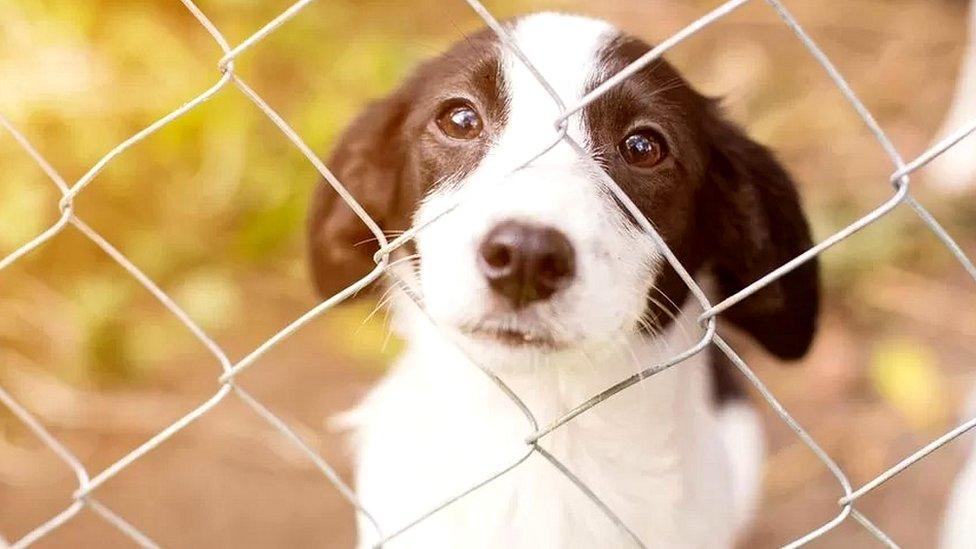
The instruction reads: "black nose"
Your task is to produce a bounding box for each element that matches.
[478,221,576,307]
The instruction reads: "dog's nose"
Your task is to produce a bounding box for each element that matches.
[478,221,575,307]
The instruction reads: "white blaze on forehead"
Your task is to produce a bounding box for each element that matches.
[412,13,660,349]
[500,13,615,155]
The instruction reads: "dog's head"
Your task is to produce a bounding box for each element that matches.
[309,13,818,364]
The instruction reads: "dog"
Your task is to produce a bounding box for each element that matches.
[929,0,976,193]
[308,13,819,549]
[941,383,976,549]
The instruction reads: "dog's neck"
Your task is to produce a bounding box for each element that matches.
[345,296,738,548]
[385,268,711,395]
[390,296,715,423]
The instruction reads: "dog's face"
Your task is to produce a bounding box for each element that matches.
[309,13,819,363]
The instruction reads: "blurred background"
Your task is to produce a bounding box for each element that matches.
[2,0,975,546]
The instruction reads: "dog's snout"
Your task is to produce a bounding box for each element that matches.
[478,221,575,307]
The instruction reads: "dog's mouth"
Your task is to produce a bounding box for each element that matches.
[460,321,564,350]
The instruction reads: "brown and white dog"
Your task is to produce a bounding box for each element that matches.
[941,383,976,549]
[308,13,819,549]
[929,0,976,193]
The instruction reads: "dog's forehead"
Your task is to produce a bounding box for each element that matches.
[480,13,618,160]
[507,14,616,104]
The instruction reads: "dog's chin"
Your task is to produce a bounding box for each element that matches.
[462,325,565,351]
[454,315,571,353]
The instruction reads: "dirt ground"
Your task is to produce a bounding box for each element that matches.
[3,0,976,547]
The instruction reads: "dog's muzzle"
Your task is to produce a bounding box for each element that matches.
[477,220,575,308]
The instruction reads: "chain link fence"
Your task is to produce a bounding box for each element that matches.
[2,0,976,547]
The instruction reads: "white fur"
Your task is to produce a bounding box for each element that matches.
[940,383,976,549]
[929,0,976,193]
[348,303,760,548]
[415,14,658,355]
[344,14,764,548]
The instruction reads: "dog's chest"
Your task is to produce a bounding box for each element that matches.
[349,340,736,549]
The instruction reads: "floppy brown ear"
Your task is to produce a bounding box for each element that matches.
[307,91,415,299]
[702,108,820,360]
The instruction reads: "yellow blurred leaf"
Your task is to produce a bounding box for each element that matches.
[128,318,182,371]
[73,274,133,324]
[0,175,51,250]
[870,339,947,431]
[172,269,243,331]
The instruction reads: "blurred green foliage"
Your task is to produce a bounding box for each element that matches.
[0,0,526,384]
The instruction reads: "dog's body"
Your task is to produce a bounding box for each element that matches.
[941,384,976,549]
[929,0,976,193]
[344,299,761,548]
[309,13,819,548]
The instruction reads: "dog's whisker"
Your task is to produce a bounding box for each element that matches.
[647,286,697,343]
[371,263,421,314]
[649,286,681,317]
[380,302,397,353]
[352,230,410,248]
[643,291,682,330]
[364,283,407,326]
[385,253,421,271]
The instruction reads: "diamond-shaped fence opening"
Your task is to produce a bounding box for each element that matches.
[2,0,976,547]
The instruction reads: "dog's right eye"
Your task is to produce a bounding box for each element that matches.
[619,128,668,168]
[435,100,483,140]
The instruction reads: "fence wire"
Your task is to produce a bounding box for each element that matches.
[2,0,976,547]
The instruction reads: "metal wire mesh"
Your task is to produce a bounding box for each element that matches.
[2,0,976,547]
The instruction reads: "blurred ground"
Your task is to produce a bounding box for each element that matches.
[2,0,976,547]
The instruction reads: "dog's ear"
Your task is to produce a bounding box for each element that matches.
[702,106,820,360]
[307,90,415,299]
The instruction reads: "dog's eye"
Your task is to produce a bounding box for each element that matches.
[619,129,667,168]
[435,100,483,140]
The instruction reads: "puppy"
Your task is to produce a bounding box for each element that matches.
[929,0,976,193]
[308,12,818,549]
[941,383,976,549]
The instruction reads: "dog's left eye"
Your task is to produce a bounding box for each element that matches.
[619,129,668,168]
[435,100,483,140]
